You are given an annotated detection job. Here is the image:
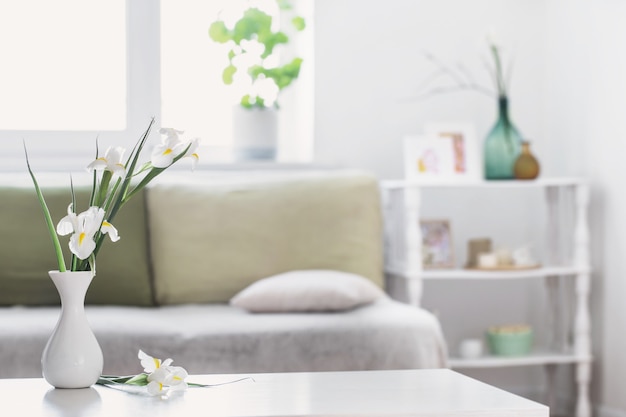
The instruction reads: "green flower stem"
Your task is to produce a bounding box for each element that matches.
[98,374,148,386]
[85,120,155,267]
[124,143,191,203]
[97,374,252,389]
[490,45,506,97]
[106,118,154,224]
[96,170,112,208]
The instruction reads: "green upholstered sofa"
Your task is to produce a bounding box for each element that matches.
[0,170,447,377]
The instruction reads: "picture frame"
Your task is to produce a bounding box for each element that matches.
[403,135,456,183]
[420,219,454,269]
[423,122,482,182]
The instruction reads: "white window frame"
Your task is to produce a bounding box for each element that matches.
[0,0,160,173]
[0,0,313,173]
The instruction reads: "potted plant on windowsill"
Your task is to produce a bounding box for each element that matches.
[208,0,305,160]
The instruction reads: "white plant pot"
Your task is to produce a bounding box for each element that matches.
[232,105,278,160]
[41,270,103,389]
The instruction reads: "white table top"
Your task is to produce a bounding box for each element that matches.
[3,369,548,417]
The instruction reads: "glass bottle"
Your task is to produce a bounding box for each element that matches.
[514,141,540,180]
[484,96,523,180]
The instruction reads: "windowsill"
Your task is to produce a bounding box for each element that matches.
[3,143,329,174]
[0,162,349,189]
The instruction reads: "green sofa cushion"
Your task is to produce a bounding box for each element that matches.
[0,186,153,306]
[147,172,384,305]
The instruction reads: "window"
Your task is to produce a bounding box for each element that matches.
[0,0,313,171]
[0,0,127,131]
[160,0,314,163]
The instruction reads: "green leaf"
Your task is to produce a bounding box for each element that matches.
[277,0,292,10]
[98,374,148,386]
[96,170,112,208]
[208,21,231,43]
[91,118,154,264]
[222,64,237,85]
[24,142,67,272]
[240,95,253,108]
[248,65,265,79]
[124,373,149,386]
[124,142,192,203]
[232,8,272,43]
[259,31,289,58]
[292,16,306,31]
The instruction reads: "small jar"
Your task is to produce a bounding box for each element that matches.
[459,338,483,359]
[513,141,540,180]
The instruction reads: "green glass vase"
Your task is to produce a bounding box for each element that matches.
[484,97,523,180]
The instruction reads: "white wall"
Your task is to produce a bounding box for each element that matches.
[586,2,626,415]
[314,0,547,179]
[314,0,626,415]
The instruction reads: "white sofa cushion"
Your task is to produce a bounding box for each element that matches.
[230,270,387,312]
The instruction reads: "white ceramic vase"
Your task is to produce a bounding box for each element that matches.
[232,105,278,160]
[42,270,103,389]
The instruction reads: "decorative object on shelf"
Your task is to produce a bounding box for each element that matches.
[513,141,541,180]
[512,245,536,266]
[466,238,492,268]
[98,350,252,397]
[486,324,533,356]
[423,123,482,182]
[25,119,198,388]
[409,32,524,180]
[483,32,522,180]
[420,219,454,269]
[477,252,498,268]
[483,99,523,180]
[41,271,103,389]
[458,338,483,359]
[208,0,305,160]
[494,247,514,266]
[471,250,539,270]
[465,241,539,270]
[403,136,455,182]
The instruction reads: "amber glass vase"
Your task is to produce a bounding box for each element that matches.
[483,97,523,180]
[514,141,540,180]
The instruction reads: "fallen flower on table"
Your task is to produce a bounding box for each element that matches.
[97,350,253,396]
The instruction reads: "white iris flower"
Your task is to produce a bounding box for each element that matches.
[138,350,189,396]
[138,349,173,373]
[86,146,127,178]
[184,138,201,171]
[56,205,120,260]
[152,128,187,168]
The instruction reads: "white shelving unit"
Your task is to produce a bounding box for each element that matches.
[380,178,592,417]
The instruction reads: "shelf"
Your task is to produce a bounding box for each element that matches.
[449,352,593,369]
[381,177,587,190]
[385,265,590,280]
[380,177,593,416]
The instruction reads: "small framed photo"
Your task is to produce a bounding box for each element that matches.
[420,219,454,269]
[403,135,456,183]
[423,122,481,182]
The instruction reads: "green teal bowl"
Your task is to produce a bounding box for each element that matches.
[486,328,533,356]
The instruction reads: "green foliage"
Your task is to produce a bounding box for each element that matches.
[291,16,305,31]
[208,0,306,109]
